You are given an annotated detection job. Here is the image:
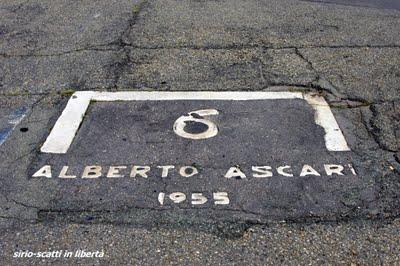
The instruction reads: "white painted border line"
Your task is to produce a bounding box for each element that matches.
[40,91,350,154]
[41,91,94,154]
[92,91,303,101]
[304,94,350,152]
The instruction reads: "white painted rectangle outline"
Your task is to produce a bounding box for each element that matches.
[41,91,350,154]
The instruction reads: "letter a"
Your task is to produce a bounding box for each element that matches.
[300,165,321,177]
[225,167,246,179]
[32,165,52,178]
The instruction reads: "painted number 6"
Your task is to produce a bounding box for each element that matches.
[173,109,219,140]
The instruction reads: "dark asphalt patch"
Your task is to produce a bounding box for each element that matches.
[302,0,400,10]
[30,99,374,223]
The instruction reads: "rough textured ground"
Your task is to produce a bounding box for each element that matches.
[0,0,399,265]
[1,219,400,265]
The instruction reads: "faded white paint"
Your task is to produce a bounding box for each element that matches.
[31,164,358,179]
[158,192,165,205]
[82,165,102,178]
[157,165,175,177]
[41,91,94,154]
[213,192,230,205]
[179,166,199,177]
[158,192,230,205]
[59,166,76,179]
[173,109,219,140]
[130,166,150,178]
[277,165,294,177]
[32,165,52,178]
[252,166,273,178]
[40,91,351,154]
[300,164,321,177]
[169,192,186,203]
[191,193,208,205]
[92,91,303,101]
[107,166,127,178]
[224,166,247,179]
[304,94,351,151]
[324,164,345,176]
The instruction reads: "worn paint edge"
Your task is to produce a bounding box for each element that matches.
[304,94,350,151]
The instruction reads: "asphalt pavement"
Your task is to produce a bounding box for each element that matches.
[0,0,399,265]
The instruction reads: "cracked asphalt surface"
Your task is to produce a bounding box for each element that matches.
[0,0,399,265]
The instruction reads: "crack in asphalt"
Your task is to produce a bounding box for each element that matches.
[106,0,150,90]
[0,0,398,231]
[0,45,123,58]
[368,102,400,153]
[0,44,399,58]
[281,48,399,155]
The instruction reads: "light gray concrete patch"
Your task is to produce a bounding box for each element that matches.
[30,99,371,223]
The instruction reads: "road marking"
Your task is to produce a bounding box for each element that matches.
[41,91,94,154]
[0,107,27,146]
[173,109,219,140]
[304,94,350,152]
[32,163,358,179]
[40,91,350,154]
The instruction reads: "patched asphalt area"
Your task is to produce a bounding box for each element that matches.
[29,99,367,223]
[0,0,399,264]
[0,91,397,227]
